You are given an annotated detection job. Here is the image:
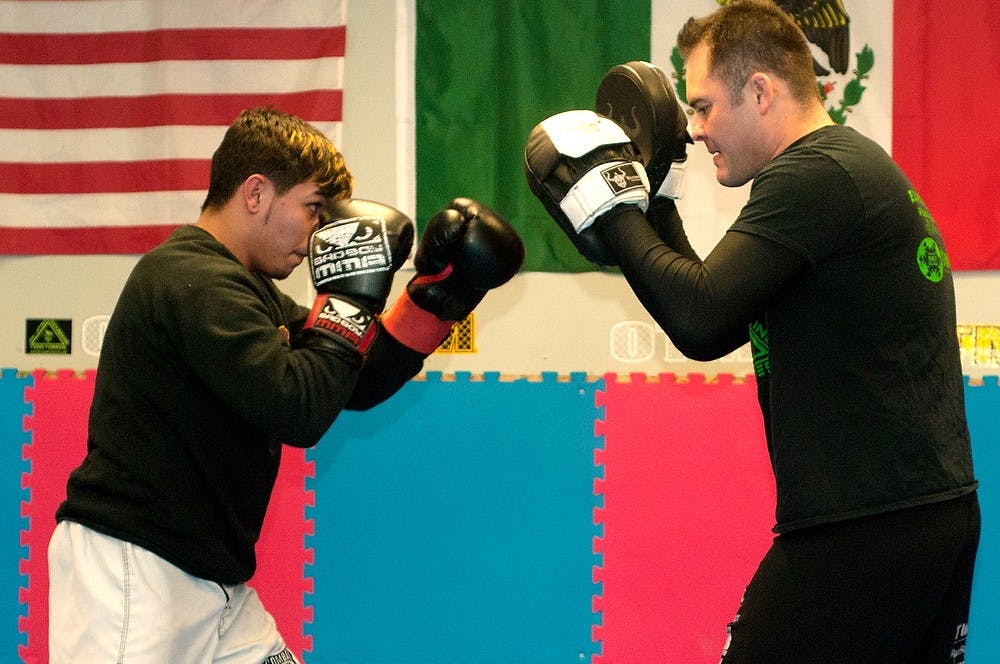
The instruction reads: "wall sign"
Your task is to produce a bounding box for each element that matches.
[25,319,71,355]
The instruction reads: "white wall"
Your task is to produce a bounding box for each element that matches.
[2,0,997,378]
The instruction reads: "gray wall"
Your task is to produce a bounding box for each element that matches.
[3,0,997,378]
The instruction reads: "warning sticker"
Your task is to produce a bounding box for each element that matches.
[25,319,72,354]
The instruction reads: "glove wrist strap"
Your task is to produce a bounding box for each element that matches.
[655,160,687,199]
[303,294,376,357]
[381,289,455,355]
[561,160,649,232]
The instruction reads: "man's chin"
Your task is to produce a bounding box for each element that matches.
[717,170,752,188]
[275,256,306,280]
[266,264,297,281]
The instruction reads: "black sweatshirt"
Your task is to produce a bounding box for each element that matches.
[57,225,423,583]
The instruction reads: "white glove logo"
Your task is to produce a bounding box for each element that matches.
[315,218,379,251]
[311,217,393,288]
[602,165,644,193]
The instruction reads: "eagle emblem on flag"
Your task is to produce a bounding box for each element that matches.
[672,0,872,125]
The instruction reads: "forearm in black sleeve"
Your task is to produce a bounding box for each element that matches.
[598,205,809,361]
[646,197,700,261]
[345,321,424,410]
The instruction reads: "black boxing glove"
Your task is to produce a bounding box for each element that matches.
[301,199,414,362]
[381,197,524,354]
[524,109,650,265]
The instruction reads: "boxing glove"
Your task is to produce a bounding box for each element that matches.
[381,198,524,354]
[524,109,650,265]
[301,199,414,361]
[595,61,692,199]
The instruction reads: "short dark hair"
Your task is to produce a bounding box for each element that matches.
[677,0,818,105]
[201,107,353,211]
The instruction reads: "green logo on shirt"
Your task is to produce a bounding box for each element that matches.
[749,321,770,378]
[909,189,949,283]
[908,189,940,235]
[917,237,946,283]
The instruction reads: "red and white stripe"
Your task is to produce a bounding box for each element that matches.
[0,0,347,254]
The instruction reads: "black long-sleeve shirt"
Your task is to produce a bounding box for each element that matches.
[599,125,976,533]
[57,225,423,583]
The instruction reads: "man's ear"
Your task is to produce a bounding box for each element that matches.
[243,174,269,213]
[749,72,774,113]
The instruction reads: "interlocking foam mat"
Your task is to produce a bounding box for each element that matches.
[18,370,310,663]
[304,372,602,662]
[594,373,774,662]
[963,376,1000,662]
[9,369,1000,662]
[0,369,31,656]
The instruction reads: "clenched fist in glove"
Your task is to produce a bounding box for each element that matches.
[301,199,414,363]
[381,198,525,354]
[524,109,650,266]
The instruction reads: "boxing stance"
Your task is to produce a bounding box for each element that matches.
[525,2,978,660]
[49,107,524,663]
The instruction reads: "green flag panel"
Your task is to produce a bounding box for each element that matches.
[416,0,651,272]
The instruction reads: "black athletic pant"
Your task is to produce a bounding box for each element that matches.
[720,492,980,663]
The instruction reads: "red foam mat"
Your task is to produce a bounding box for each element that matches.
[20,370,310,662]
[594,373,776,663]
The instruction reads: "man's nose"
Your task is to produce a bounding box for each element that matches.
[688,115,705,141]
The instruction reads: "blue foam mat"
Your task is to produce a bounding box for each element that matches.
[0,370,31,652]
[965,376,1000,660]
[305,372,602,663]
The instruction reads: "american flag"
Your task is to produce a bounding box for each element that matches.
[0,0,346,254]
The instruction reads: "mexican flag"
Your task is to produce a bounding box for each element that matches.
[413,0,1000,271]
